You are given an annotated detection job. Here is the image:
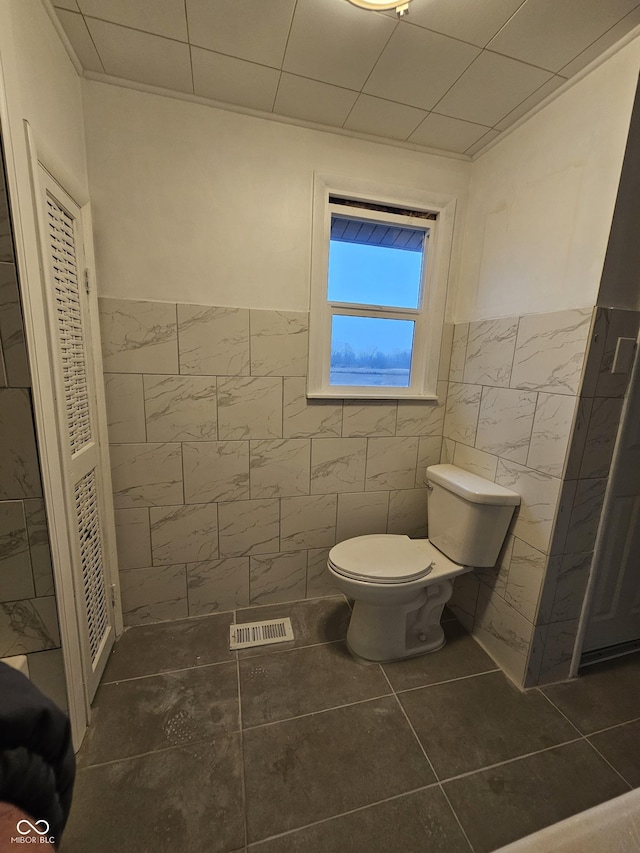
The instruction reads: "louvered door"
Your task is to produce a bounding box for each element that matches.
[39,170,115,701]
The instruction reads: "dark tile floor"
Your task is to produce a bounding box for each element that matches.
[61,597,640,853]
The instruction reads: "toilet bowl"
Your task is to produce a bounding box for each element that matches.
[327,464,519,662]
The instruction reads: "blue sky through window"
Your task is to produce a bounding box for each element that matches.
[328,240,423,309]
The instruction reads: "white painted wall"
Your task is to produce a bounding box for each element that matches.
[0,0,92,746]
[0,0,88,197]
[456,35,640,322]
[82,80,470,312]
[598,70,640,312]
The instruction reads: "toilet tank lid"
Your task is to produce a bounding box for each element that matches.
[426,464,520,506]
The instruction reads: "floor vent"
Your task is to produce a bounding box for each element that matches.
[230,617,294,650]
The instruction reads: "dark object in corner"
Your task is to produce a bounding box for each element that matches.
[0,662,75,847]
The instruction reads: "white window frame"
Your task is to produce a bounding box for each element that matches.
[308,173,456,400]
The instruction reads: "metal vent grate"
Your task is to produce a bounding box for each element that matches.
[230,617,294,650]
[75,469,108,663]
[46,196,92,455]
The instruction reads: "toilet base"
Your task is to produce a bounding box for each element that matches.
[346,579,453,662]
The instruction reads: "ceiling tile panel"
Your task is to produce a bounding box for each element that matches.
[409,112,491,152]
[465,128,501,156]
[559,5,640,78]
[405,0,526,47]
[434,51,552,126]
[494,75,566,130]
[56,10,104,73]
[86,19,193,93]
[487,0,640,72]
[343,94,427,139]
[78,0,188,42]
[363,23,480,110]
[187,0,297,69]
[54,0,80,11]
[283,0,396,90]
[50,0,640,157]
[192,48,280,112]
[274,74,359,127]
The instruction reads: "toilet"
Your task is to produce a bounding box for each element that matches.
[327,464,520,662]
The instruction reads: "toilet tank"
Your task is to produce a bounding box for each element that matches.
[426,464,520,567]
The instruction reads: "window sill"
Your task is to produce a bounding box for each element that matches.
[306,391,440,401]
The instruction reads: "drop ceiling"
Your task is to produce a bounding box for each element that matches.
[51,0,640,157]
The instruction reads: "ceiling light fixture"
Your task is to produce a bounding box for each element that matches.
[346,0,412,17]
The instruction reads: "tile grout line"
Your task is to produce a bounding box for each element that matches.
[439,736,585,786]
[100,655,236,685]
[246,780,444,850]
[378,664,475,852]
[587,712,640,737]
[236,641,250,851]
[536,688,585,737]
[77,732,239,772]
[78,729,592,836]
[240,664,507,733]
[439,786,475,853]
[242,690,395,733]
[585,738,634,791]
[392,667,501,695]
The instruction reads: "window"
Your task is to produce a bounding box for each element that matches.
[308,174,456,400]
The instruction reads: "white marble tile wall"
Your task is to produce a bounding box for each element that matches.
[0,138,63,698]
[0,597,60,655]
[187,557,249,615]
[442,305,632,689]
[280,495,337,552]
[24,499,54,598]
[530,307,640,685]
[447,572,480,633]
[496,459,562,555]
[473,534,513,599]
[249,552,307,605]
[100,299,178,374]
[342,401,397,437]
[150,503,219,565]
[306,548,342,598]
[0,389,43,501]
[100,296,448,624]
[582,307,640,399]
[415,436,444,486]
[0,501,34,602]
[578,396,624,479]
[443,382,482,444]
[335,491,389,541]
[526,619,581,687]
[475,387,537,464]
[105,374,146,443]
[101,296,635,671]
[249,310,308,377]
[474,580,534,686]
[178,305,249,376]
[144,375,217,441]
[449,323,468,382]
[0,263,31,388]
[463,318,518,387]
[452,443,498,481]
[510,309,592,395]
[387,489,428,538]
[119,564,188,625]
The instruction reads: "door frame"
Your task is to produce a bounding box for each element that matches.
[572,327,640,675]
[32,154,120,701]
[0,105,122,747]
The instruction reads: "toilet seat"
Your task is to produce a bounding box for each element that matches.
[328,534,439,584]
